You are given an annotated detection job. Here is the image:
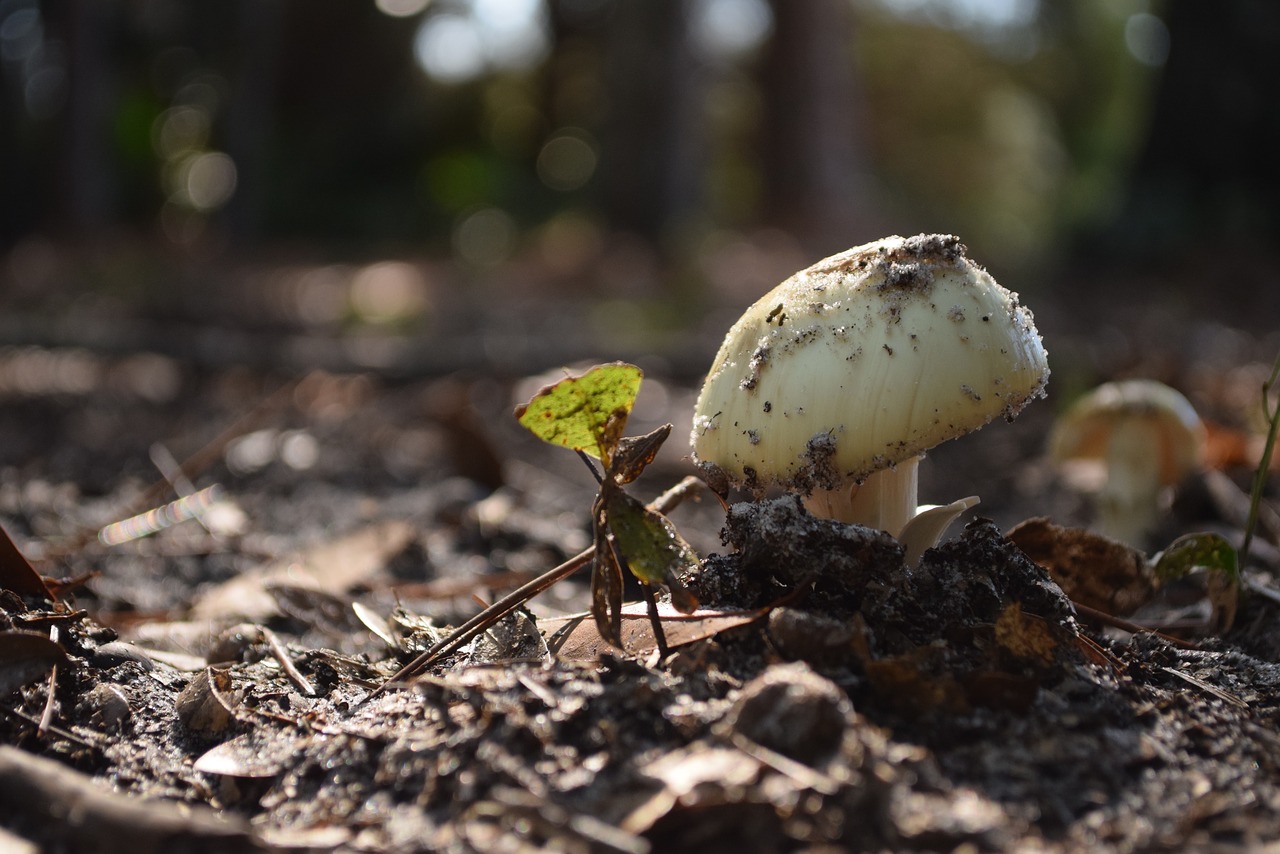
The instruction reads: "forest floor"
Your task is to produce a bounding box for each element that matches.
[2,240,1280,852]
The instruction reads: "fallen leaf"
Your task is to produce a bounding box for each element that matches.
[194,730,304,778]
[1007,517,1154,616]
[189,521,416,622]
[175,667,237,734]
[993,602,1058,667]
[0,525,51,600]
[0,630,65,696]
[543,602,768,660]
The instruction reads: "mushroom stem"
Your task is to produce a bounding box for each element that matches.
[1097,419,1163,546]
[803,455,921,536]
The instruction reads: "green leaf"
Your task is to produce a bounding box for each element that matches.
[603,486,700,613]
[1152,532,1239,583]
[514,363,643,462]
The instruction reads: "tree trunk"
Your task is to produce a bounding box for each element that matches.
[760,0,878,255]
[598,0,706,248]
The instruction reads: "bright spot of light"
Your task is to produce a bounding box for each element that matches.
[350,261,431,324]
[453,207,517,267]
[536,129,597,191]
[280,430,320,471]
[691,0,773,60]
[1124,13,1169,68]
[376,0,431,17]
[182,151,237,211]
[414,0,549,84]
[873,0,1038,32]
[415,13,487,84]
[472,0,549,69]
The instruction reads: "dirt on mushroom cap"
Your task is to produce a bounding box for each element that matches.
[690,234,1049,493]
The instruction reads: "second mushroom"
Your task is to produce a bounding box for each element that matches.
[690,234,1050,562]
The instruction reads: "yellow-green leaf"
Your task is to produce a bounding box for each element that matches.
[514,363,643,461]
[604,488,700,613]
[1152,532,1239,583]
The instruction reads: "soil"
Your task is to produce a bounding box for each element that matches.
[2,256,1280,853]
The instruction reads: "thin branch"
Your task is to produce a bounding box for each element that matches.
[369,475,704,697]
[1241,350,1280,565]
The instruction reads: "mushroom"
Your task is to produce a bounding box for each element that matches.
[690,234,1050,562]
[1049,378,1205,548]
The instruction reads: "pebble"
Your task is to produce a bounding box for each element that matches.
[91,641,154,671]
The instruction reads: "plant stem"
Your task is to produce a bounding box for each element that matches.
[368,475,704,697]
[1241,351,1280,565]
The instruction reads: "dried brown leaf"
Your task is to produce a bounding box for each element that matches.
[0,630,65,696]
[545,601,768,660]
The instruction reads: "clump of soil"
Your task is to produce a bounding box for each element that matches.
[5,483,1280,853]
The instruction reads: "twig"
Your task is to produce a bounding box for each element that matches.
[260,627,317,697]
[1070,600,1199,650]
[369,475,704,697]
[37,664,57,739]
[0,708,101,751]
[638,581,669,661]
[37,626,59,738]
[1159,666,1248,708]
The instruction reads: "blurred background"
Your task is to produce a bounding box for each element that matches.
[1,0,1279,605]
[1,0,1278,397]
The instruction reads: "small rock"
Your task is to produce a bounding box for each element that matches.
[721,662,852,766]
[91,641,154,671]
[85,683,131,732]
[767,607,861,667]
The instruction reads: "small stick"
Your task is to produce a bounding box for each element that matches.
[639,582,669,661]
[37,664,58,738]
[37,626,59,738]
[1071,600,1200,650]
[260,627,317,697]
[0,708,100,751]
[369,475,704,697]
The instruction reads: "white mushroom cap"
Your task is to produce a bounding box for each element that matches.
[1049,379,1205,486]
[690,234,1049,494]
[1049,379,1206,547]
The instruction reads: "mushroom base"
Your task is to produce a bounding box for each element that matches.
[803,455,921,537]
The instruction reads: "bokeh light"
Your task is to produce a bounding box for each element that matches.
[453,206,517,267]
[153,106,211,158]
[182,151,237,211]
[535,129,598,192]
[1124,13,1170,68]
[350,261,432,325]
[414,0,549,84]
[415,13,486,84]
[376,0,432,17]
[691,0,773,60]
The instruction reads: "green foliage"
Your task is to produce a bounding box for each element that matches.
[1241,351,1280,565]
[1152,532,1239,584]
[1152,530,1241,634]
[515,362,643,462]
[516,363,698,651]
